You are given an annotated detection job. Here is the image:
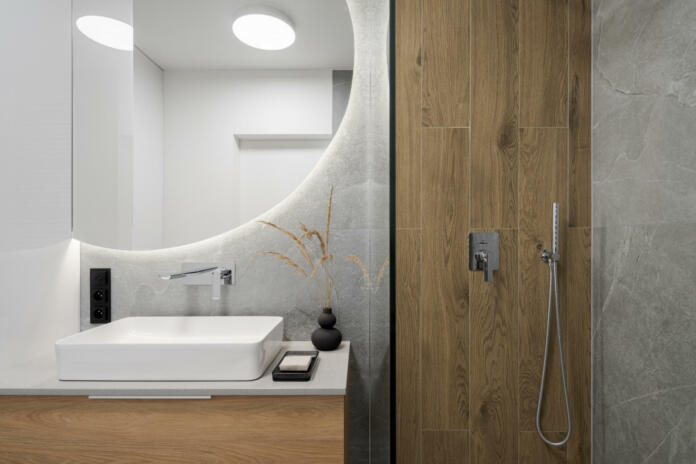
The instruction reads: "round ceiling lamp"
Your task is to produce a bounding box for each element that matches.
[76,15,133,51]
[232,6,295,51]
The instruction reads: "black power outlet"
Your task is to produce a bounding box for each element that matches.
[90,268,111,324]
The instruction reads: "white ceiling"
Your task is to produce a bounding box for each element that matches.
[133,0,354,70]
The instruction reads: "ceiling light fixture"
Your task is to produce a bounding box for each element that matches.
[76,15,133,51]
[232,7,295,51]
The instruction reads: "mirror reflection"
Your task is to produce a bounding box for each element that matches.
[72,0,354,250]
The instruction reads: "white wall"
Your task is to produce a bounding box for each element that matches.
[0,0,79,368]
[72,0,134,249]
[238,140,327,225]
[162,70,332,247]
[133,48,164,249]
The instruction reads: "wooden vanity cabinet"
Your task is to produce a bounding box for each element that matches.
[0,395,346,463]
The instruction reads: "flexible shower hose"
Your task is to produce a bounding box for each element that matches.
[536,259,572,447]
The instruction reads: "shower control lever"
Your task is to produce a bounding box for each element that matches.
[475,251,492,282]
[469,232,499,283]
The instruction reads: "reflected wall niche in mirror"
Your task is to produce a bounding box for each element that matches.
[72,0,354,250]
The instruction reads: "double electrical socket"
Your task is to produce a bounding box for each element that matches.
[90,268,111,324]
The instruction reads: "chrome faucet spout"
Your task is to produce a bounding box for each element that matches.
[159,263,235,301]
[159,266,218,280]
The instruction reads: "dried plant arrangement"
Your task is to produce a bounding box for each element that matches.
[258,187,336,309]
[259,186,390,311]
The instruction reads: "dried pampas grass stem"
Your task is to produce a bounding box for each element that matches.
[257,252,307,277]
[375,257,390,288]
[346,255,390,293]
[259,221,315,273]
[346,254,370,282]
[325,187,333,249]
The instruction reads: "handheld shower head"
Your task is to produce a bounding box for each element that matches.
[536,201,571,447]
[552,202,559,256]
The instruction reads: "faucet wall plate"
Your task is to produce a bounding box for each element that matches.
[469,232,500,282]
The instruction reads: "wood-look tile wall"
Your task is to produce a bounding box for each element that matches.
[395,0,591,463]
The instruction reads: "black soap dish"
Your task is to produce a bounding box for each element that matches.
[272,350,319,382]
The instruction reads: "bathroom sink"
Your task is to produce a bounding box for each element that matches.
[55,316,283,381]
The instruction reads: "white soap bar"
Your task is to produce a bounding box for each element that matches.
[279,355,313,372]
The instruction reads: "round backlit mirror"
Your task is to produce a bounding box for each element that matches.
[72,0,354,249]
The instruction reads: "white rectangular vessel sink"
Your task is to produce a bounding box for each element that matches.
[55,316,283,381]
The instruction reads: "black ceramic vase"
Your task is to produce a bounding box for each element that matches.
[311,307,342,351]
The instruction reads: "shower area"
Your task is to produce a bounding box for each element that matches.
[394,0,696,462]
[593,1,696,462]
[394,0,592,464]
[394,0,592,461]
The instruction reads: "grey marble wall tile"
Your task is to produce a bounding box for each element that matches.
[593,82,696,226]
[593,225,696,405]
[593,0,696,228]
[643,398,696,464]
[593,2,696,461]
[79,1,390,462]
[595,0,696,98]
[597,384,696,463]
[592,224,696,463]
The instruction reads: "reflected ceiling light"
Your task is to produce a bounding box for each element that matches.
[232,7,295,51]
[76,15,133,51]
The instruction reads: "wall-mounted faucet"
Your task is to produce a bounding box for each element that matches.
[160,263,235,300]
[469,232,500,283]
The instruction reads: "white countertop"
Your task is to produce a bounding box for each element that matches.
[0,341,349,396]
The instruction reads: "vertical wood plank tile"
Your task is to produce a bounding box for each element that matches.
[422,0,470,127]
[470,0,519,229]
[396,0,422,228]
[520,0,568,127]
[396,230,422,464]
[520,431,566,464]
[397,0,590,460]
[421,128,469,430]
[568,0,591,227]
[423,431,470,464]
[519,129,568,232]
[470,229,518,464]
[518,128,569,431]
[566,227,591,464]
